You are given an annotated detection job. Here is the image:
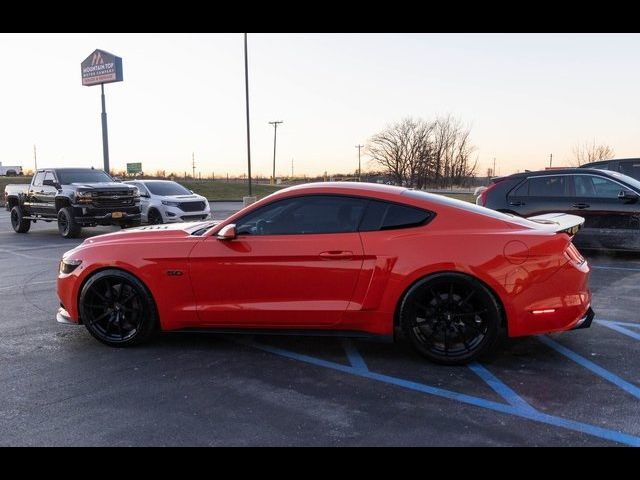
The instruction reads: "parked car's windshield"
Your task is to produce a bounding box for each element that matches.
[57,170,113,184]
[605,170,640,192]
[145,181,191,196]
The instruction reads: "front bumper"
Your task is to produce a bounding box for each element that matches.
[162,205,211,223]
[74,210,141,226]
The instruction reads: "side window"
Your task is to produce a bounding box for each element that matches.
[592,176,623,198]
[236,195,367,235]
[43,171,56,185]
[573,175,596,196]
[32,172,44,187]
[619,162,640,180]
[134,183,149,195]
[528,176,568,197]
[359,200,432,232]
[509,180,529,197]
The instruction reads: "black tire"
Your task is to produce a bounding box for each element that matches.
[10,206,31,233]
[57,207,82,238]
[399,273,502,365]
[79,269,158,347]
[147,209,163,225]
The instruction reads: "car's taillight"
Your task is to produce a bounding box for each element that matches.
[565,242,585,265]
[478,181,500,206]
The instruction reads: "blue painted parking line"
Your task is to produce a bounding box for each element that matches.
[342,339,369,372]
[238,338,640,446]
[591,265,640,272]
[537,335,640,400]
[468,362,537,413]
[596,320,640,342]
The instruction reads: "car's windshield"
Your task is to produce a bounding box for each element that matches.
[57,170,113,184]
[604,170,640,192]
[145,181,191,196]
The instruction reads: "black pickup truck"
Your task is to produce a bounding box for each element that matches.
[4,168,141,238]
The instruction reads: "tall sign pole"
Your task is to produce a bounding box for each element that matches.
[100,84,110,173]
[81,49,123,173]
[244,34,252,196]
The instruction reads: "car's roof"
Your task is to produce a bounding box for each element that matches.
[39,168,107,172]
[496,168,613,180]
[277,181,408,195]
[124,179,179,183]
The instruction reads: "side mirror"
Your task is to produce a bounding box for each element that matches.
[216,224,237,240]
[618,190,639,203]
[43,179,57,187]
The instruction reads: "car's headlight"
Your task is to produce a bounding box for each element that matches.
[131,187,140,198]
[76,191,92,203]
[161,200,180,207]
[59,258,82,274]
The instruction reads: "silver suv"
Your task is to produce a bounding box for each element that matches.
[124,180,211,224]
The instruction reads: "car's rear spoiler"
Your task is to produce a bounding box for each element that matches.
[526,213,585,236]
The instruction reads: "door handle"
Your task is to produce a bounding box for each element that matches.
[509,201,525,206]
[319,250,354,260]
[39,190,45,194]
[572,203,590,209]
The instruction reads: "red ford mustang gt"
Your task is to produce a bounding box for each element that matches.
[57,182,593,365]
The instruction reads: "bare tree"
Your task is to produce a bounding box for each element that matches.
[571,140,615,166]
[367,116,477,188]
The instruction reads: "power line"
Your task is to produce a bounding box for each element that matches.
[269,120,283,184]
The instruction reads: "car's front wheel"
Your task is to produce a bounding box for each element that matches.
[58,207,82,238]
[79,269,158,347]
[10,206,31,233]
[399,273,502,365]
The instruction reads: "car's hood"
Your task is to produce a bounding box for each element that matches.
[67,182,136,191]
[78,220,220,247]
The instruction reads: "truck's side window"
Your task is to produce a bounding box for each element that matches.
[43,172,56,184]
[32,172,44,187]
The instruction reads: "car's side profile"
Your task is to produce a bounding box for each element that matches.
[57,182,593,365]
[478,168,640,251]
[123,180,211,224]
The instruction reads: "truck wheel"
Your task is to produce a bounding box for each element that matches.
[58,207,82,238]
[10,206,31,233]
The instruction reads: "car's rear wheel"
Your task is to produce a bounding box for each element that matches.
[10,206,31,233]
[399,273,502,365]
[148,209,163,225]
[58,207,82,238]
[79,269,158,347]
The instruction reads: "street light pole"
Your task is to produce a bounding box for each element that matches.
[269,121,283,184]
[355,144,364,181]
[244,33,252,196]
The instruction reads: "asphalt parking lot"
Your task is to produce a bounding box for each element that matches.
[0,205,639,446]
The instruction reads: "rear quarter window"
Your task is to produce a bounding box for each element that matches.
[359,200,433,231]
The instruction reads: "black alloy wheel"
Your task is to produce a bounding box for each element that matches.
[58,207,82,238]
[79,269,158,347]
[400,273,501,365]
[148,209,163,225]
[10,206,31,233]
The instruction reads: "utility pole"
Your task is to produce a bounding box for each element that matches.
[269,120,283,184]
[355,144,364,181]
[244,33,252,196]
[493,157,496,177]
[192,152,196,179]
[33,144,37,171]
[549,153,553,168]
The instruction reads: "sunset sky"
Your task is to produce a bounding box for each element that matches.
[1,33,638,178]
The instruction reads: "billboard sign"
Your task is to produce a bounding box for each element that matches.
[126,162,142,174]
[81,49,123,86]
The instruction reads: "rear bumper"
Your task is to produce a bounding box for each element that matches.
[56,306,78,325]
[571,307,595,330]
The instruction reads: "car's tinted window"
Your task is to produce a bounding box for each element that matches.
[528,176,568,196]
[510,180,529,197]
[32,172,44,187]
[359,200,432,231]
[146,181,191,196]
[43,171,56,184]
[56,170,113,184]
[619,161,640,180]
[236,195,367,235]
[574,175,625,198]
